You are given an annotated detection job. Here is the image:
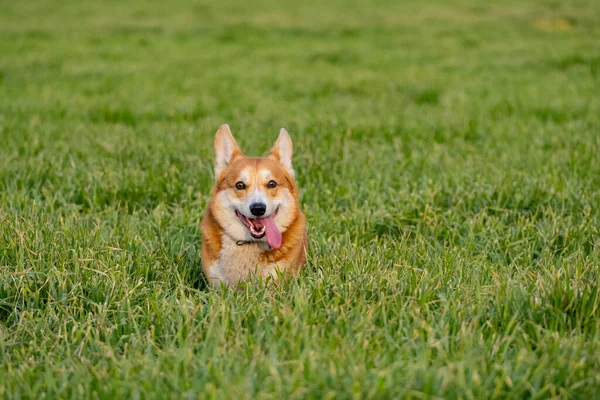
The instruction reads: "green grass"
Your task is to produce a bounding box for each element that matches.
[1,0,600,398]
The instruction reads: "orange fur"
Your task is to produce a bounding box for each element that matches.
[201,125,307,286]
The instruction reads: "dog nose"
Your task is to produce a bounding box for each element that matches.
[249,203,266,216]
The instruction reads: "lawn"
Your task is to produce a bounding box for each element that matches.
[1,0,599,398]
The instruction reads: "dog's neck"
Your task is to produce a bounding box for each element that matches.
[235,239,267,247]
[224,234,272,251]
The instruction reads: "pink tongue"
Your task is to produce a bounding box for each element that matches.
[261,215,282,249]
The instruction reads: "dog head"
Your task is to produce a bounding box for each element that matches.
[209,124,299,249]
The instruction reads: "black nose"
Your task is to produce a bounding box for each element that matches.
[249,203,266,216]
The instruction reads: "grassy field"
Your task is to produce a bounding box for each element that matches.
[1,0,599,398]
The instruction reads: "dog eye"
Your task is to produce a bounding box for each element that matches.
[267,180,277,189]
[235,181,246,190]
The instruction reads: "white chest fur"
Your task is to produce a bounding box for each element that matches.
[206,236,287,286]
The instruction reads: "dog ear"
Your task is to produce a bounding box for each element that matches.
[269,128,294,178]
[214,124,242,180]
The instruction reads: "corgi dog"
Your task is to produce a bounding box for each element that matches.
[201,124,307,286]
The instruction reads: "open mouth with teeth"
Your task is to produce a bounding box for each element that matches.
[235,209,282,249]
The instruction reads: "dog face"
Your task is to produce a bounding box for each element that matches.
[209,125,299,249]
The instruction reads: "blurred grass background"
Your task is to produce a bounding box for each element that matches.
[0,0,599,398]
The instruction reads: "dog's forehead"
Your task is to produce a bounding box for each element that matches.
[256,158,286,181]
[239,168,250,182]
[228,157,285,181]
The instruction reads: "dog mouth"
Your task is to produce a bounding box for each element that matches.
[236,210,268,238]
[235,208,282,249]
